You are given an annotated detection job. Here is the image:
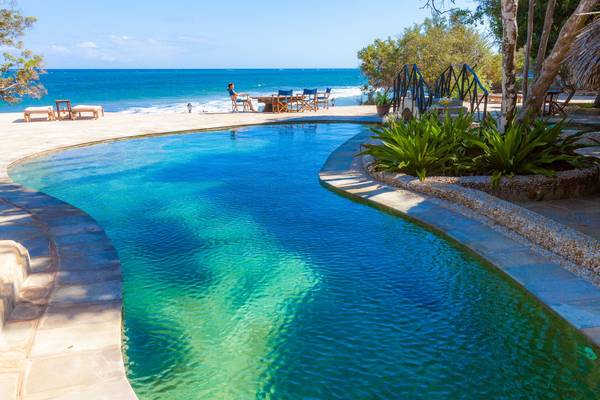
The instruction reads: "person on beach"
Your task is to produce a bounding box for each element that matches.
[228,82,256,112]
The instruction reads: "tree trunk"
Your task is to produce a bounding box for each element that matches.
[523,0,536,102]
[500,0,519,130]
[595,91,600,108]
[519,0,599,123]
[535,0,557,76]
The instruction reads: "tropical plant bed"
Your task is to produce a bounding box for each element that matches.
[372,165,599,201]
[360,113,600,201]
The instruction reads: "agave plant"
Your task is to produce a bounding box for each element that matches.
[360,112,475,180]
[466,119,596,185]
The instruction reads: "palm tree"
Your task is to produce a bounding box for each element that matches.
[565,17,600,107]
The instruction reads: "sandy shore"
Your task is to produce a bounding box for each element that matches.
[0,106,379,180]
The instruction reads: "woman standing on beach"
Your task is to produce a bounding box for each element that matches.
[228,82,256,112]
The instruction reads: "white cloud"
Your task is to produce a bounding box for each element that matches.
[110,35,129,40]
[48,44,69,53]
[78,41,97,49]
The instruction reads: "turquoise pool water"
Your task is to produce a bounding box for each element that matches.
[11,123,600,399]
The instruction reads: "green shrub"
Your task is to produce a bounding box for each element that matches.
[361,113,598,185]
[466,120,596,185]
[361,112,475,180]
[374,92,392,107]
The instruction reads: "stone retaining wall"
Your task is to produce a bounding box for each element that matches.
[423,166,599,201]
[0,241,30,334]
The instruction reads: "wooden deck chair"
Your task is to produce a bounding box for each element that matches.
[273,90,294,113]
[231,95,250,112]
[298,89,318,112]
[317,88,332,109]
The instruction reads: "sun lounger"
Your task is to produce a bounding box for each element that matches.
[23,106,55,122]
[71,105,104,119]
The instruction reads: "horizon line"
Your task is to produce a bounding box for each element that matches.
[40,67,361,70]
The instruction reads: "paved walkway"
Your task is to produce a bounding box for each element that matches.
[518,192,600,242]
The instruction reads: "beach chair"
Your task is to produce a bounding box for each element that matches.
[23,106,55,122]
[543,88,567,117]
[230,94,250,112]
[317,88,332,109]
[298,89,318,112]
[272,90,294,113]
[71,105,105,119]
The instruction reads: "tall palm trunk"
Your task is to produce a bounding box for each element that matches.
[523,0,536,102]
[500,0,519,130]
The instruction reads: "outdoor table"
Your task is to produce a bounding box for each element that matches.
[429,104,465,116]
[55,99,73,120]
[252,95,304,113]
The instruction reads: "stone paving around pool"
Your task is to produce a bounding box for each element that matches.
[0,184,136,399]
[518,193,600,242]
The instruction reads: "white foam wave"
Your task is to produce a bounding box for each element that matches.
[116,86,364,114]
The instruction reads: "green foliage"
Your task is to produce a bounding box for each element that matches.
[1,4,45,103]
[357,38,403,94]
[357,17,501,93]
[361,113,597,185]
[454,0,585,59]
[361,113,475,180]
[467,119,596,185]
[374,92,391,106]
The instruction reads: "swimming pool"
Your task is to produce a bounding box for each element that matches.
[11,123,600,399]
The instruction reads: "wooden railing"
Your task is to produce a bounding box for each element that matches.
[392,64,432,115]
[433,64,489,119]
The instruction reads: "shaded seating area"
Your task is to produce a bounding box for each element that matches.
[542,88,567,117]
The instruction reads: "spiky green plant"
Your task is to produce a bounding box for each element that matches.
[360,112,475,180]
[466,119,596,185]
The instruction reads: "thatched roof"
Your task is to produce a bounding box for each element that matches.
[566,18,600,90]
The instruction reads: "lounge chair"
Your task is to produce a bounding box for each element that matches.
[272,90,294,113]
[23,106,55,122]
[71,105,104,119]
[298,89,318,112]
[317,88,332,109]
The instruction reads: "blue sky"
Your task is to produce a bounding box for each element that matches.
[19,0,476,68]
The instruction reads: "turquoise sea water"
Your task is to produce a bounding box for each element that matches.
[11,123,600,399]
[0,69,364,113]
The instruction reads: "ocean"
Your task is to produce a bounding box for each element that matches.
[0,69,365,113]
